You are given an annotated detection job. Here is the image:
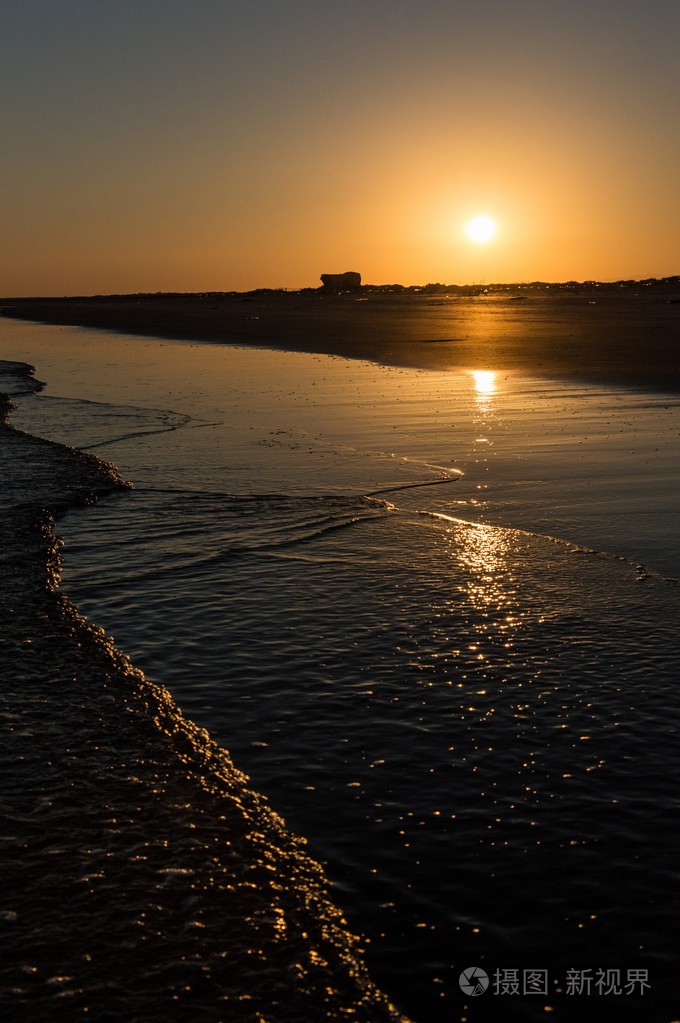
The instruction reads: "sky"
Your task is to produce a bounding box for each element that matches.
[1,0,678,295]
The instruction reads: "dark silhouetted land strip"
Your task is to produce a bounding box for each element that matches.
[3,280,680,391]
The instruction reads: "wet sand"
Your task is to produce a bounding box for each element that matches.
[3,315,679,1021]
[3,286,680,391]
[0,363,408,1023]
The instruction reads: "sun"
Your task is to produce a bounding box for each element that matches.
[465,215,497,244]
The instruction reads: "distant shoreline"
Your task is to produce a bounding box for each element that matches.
[3,281,680,392]
[2,273,679,301]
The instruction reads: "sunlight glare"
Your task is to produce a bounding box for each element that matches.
[471,370,497,399]
[466,215,497,244]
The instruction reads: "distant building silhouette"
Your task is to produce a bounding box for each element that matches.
[320,271,362,293]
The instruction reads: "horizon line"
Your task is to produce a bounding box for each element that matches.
[2,274,680,303]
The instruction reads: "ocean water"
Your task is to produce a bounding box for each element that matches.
[2,315,680,1023]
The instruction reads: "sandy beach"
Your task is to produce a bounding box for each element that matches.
[4,0,679,1019]
[0,357,409,1023]
[3,284,680,392]
[3,315,680,1022]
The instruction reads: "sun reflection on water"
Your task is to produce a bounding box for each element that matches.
[431,514,521,686]
[470,370,497,405]
[456,520,512,612]
[434,514,515,620]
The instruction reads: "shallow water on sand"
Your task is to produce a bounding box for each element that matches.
[3,316,680,1022]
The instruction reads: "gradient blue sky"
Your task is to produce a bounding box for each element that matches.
[1,0,678,294]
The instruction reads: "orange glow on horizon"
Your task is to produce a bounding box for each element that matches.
[0,4,677,296]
